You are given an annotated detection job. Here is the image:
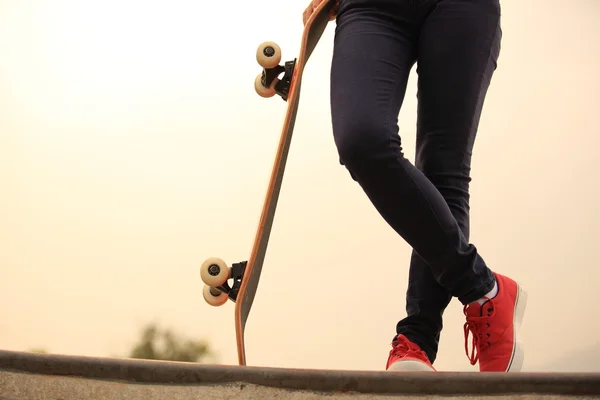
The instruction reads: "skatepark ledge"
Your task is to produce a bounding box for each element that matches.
[1,349,600,399]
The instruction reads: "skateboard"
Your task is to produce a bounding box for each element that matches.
[199,0,336,366]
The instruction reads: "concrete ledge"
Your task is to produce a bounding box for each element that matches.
[1,350,599,397]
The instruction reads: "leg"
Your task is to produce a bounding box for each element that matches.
[395,0,501,364]
[331,0,495,306]
[402,0,526,372]
[395,258,452,365]
[330,1,437,371]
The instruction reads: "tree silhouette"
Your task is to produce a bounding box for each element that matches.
[128,322,216,363]
[24,322,216,363]
[28,348,47,354]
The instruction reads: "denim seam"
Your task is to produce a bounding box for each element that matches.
[460,16,501,169]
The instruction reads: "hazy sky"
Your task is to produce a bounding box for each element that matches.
[1,0,599,373]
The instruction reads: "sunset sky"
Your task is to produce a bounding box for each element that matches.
[1,0,599,372]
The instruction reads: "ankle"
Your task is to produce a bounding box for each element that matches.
[473,279,498,306]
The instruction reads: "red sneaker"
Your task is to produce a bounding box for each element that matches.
[463,273,527,372]
[386,334,436,371]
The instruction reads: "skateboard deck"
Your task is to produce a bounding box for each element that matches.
[199,0,336,366]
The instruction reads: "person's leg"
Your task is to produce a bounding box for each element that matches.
[330,0,437,371]
[331,0,494,307]
[395,259,452,365]
[397,0,527,372]
[395,0,497,365]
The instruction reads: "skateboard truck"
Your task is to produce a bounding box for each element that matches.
[200,258,248,306]
[260,59,296,101]
[254,41,296,102]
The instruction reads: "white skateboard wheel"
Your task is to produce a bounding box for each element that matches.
[256,41,281,69]
[200,257,230,287]
[203,284,228,306]
[254,73,277,98]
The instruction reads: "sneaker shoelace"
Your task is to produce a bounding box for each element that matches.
[463,299,496,365]
[389,336,426,360]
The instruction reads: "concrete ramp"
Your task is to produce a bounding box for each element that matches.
[1,350,599,399]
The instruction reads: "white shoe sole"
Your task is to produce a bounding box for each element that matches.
[387,360,435,372]
[506,282,528,372]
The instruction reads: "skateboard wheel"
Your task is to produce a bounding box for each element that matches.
[256,41,281,69]
[200,257,231,287]
[254,73,276,98]
[203,284,228,307]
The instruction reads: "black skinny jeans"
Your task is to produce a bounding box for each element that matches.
[329,0,501,363]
